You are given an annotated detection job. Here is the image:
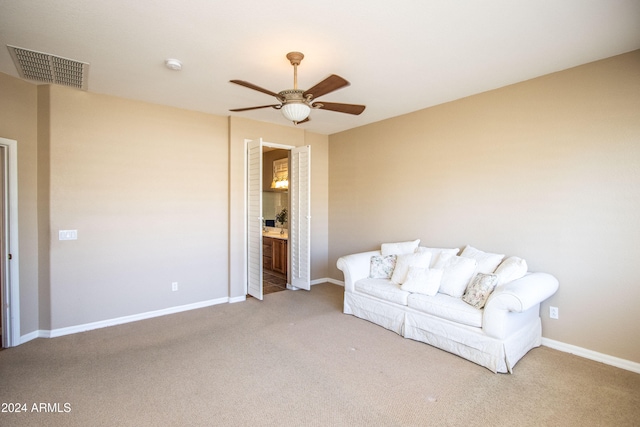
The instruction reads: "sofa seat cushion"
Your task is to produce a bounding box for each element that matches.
[354,278,411,306]
[407,293,483,328]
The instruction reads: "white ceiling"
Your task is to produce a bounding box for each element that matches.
[1,0,639,135]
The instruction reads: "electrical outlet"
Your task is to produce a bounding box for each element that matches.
[172,282,178,292]
[549,306,559,319]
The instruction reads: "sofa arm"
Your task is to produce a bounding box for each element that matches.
[483,272,559,339]
[336,250,381,292]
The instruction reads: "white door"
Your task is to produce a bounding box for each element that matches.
[247,139,263,300]
[289,145,311,290]
[0,137,19,348]
[0,145,5,347]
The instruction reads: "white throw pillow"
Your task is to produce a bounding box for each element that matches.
[493,256,528,286]
[401,267,443,296]
[433,254,478,298]
[381,239,420,256]
[460,245,505,274]
[391,251,432,284]
[462,273,499,309]
[415,246,460,267]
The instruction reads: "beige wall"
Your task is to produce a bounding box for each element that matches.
[44,85,230,329]
[37,86,52,330]
[328,50,640,363]
[306,132,330,280]
[0,72,39,335]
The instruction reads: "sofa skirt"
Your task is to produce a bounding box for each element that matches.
[404,310,541,373]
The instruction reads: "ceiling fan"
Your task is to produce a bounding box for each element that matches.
[229,52,365,124]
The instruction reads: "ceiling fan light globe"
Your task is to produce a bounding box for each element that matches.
[281,103,310,122]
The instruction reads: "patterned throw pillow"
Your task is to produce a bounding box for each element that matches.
[369,255,397,279]
[462,273,499,309]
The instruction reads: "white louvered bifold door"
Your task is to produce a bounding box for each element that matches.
[289,145,311,290]
[247,139,263,300]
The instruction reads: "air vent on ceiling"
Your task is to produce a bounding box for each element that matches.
[7,45,89,90]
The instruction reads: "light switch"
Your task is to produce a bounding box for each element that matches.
[59,230,78,240]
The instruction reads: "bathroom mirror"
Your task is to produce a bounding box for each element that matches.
[262,151,289,229]
[271,158,288,190]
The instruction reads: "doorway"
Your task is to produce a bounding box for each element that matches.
[262,147,289,295]
[0,137,19,348]
[0,144,4,348]
[246,139,310,300]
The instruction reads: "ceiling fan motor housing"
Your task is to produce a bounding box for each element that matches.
[278,89,311,104]
[279,89,311,122]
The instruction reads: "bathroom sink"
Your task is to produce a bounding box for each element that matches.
[263,230,288,239]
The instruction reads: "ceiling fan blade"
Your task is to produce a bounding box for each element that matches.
[230,80,284,101]
[295,117,310,125]
[229,104,281,112]
[303,74,350,99]
[314,102,366,115]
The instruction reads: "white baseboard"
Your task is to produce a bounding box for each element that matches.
[311,278,343,286]
[18,281,342,344]
[541,338,640,374]
[20,297,229,343]
[23,281,636,375]
[20,330,41,344]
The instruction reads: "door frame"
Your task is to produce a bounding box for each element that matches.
[243,139,297,297]
[0,137,20,348]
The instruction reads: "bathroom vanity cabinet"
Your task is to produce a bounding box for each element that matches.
[263,236,287,275]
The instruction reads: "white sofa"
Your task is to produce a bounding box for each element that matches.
[336,241,559,373]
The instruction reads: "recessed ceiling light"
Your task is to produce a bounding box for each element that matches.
[165,59,182,71]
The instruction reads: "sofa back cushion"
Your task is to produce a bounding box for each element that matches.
[460,245,505,274]
[381,239,420,256]
[493,256,528,286]
[415,246,460,267]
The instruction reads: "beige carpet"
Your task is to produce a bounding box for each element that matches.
[1,283,638,426]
